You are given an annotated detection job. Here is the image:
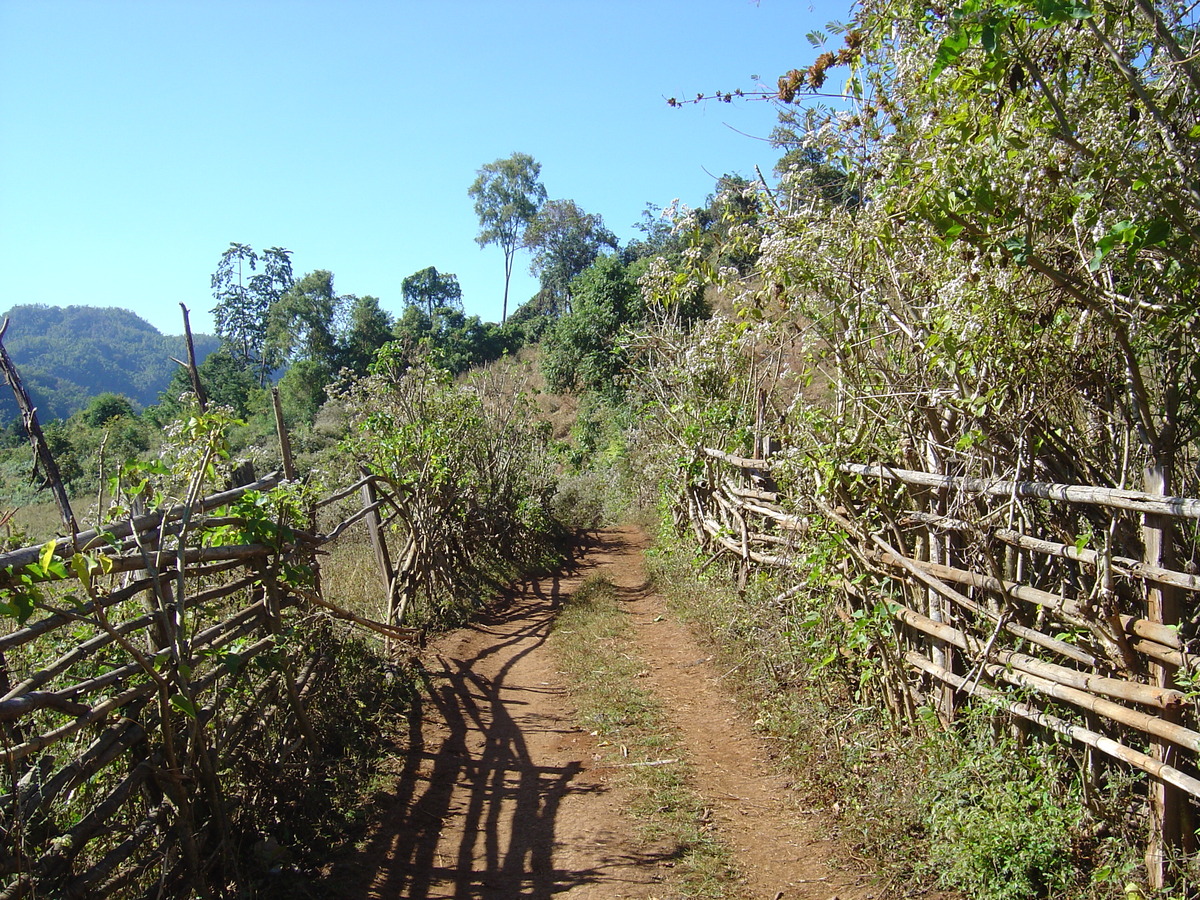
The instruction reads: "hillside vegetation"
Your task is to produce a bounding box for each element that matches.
[0,305,219,421]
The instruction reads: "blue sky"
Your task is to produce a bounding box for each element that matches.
[0,0,851,336]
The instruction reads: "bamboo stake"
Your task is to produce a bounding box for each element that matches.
[1143,462,1188,886]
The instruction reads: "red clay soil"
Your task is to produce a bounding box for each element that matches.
[324,526,877,900]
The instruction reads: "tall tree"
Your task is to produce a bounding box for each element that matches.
[267,269,344,375]
[401,266,463,317]
[468,153,546,324]
[523,199,618,314]
[340,295,395,375]
[210,243,293,386]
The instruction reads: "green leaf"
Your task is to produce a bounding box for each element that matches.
[931,29,971,80]
[70,554,91,583]
[1003,235,1031,264]
[1144,218,1171,245]
[170,694,199,720]
[981,21,997,54]
[38,541,57,575]
[0,591,35,624]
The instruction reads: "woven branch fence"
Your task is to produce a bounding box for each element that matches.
[685,445,1199,875]
[0,463,423,899]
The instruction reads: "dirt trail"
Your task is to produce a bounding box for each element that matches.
[328,527,874,899]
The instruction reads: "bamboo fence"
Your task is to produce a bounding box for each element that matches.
[684,446,1199,871]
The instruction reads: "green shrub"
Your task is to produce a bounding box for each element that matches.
[925,714,1085,900]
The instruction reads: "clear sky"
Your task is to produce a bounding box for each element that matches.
[0,0,851,336]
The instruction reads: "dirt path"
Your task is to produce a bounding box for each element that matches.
[328,527,874,899]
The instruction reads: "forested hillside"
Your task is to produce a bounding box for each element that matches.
[0,305,218,421]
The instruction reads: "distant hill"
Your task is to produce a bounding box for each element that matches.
[0,305,220,422]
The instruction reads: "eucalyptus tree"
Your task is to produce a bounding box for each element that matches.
[468,153,547,323]
[523,199,619,314]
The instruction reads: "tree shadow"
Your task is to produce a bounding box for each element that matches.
[322,543,673,898]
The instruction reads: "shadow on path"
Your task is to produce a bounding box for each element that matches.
[328,532,672,899]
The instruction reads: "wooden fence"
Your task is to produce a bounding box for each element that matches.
[685,446,1199,879]
[0,464,420,898]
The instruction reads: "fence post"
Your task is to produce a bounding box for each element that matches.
[1143,461,1189,887]
[271,388,297,482]
[177,303,208,411]
[924,427,955,723]
[359,468,397,624]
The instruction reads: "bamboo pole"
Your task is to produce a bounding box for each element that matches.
[1143,462,1189,886]
[888,596,1183,709]
[0,473,283,577]
[841,462,1200,519]
[987,662,1200,753]
[872,549,1182,652]
[66,803,169,897]
[4,575,258,699]
[991,528,1200,594]
[701,447,769,469]
[867,533,1099,666]
[698,517,789,566]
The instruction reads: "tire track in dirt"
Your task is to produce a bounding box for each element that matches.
[326,526,875,899]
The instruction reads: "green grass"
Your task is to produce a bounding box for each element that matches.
[550,573,740,899]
